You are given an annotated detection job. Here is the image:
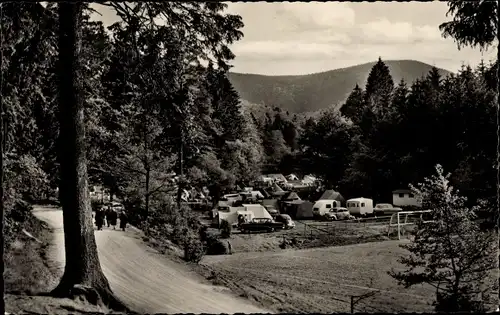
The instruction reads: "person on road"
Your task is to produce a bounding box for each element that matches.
[119,211,128,231]
[108,209,118,230]
[95,208,104,230]
[105,207,113,228]
[227,241,232,255]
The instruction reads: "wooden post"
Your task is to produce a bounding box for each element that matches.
[397,212,400,240]
[350,296,354,313]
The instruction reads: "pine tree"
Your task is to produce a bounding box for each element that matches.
[340,83,364,124]
[390,165,496,312]
[364,57,394,114]
[439,0,497,51]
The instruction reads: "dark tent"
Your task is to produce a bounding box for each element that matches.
[319,190,345,205]
[281,191,301,201]
[262,198,279,210]
[284,200,314,219]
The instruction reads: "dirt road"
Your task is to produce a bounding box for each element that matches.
[33,206,269,314]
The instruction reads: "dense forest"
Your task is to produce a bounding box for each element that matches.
[2,0,498,310]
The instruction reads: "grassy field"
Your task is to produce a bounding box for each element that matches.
[199,240,435,313]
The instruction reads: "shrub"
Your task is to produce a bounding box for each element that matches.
[205,235,227,255]
[183,232,205,263]
[5,154,50,203]
[220,219,231,239]
[8,200,33,224]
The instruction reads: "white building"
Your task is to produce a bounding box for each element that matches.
[392,189,421,207]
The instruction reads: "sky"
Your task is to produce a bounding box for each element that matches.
[92,1,496,76]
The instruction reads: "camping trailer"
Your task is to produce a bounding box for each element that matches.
[346,198,374,216]
[312,199,342,218]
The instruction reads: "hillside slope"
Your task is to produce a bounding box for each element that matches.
[229,60,451,114]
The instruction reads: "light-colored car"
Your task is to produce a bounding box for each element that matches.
[373,203,402,216]
[274,214,296,229]
[324,207,351,221]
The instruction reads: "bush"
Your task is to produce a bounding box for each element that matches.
[220,219,231,239]
[8,200,33,224]
[5,155,50,203]
[205,235,227,255]
[183,232,205,263]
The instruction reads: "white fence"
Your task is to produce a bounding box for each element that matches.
[387,210,433,240]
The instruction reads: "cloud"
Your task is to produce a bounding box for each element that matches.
[278,2,356,30]
[358,19,443,44]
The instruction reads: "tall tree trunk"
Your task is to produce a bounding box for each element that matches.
[51,3,125,310]
[0,53,5,315]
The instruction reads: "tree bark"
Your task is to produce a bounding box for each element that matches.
[0,47,5,315]
[51,3,125,310]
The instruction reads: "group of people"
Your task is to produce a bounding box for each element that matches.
[94,206,128,231]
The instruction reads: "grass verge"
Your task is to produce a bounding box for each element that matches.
[5,209,113,314]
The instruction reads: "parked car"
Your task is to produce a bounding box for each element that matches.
[324,207,352,221]
[373,203,402,216]
[239,218,284,233]
[274,214,296,229]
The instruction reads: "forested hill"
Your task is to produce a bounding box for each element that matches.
[228,60,452,114]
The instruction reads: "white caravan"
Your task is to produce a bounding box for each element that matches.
[346,197,374,217]
[312,199,342,218]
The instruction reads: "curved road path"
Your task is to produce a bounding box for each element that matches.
[33,206,269,314]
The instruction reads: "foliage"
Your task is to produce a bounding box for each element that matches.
[205,235,228,255]
[389,165,497,312]
[183,231,205,263]
[364,57,394,113]
[4,154,51,203]
[220,220,231,239]
[439,0,498,51]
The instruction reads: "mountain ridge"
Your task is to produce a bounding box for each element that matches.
[229,59,452,114]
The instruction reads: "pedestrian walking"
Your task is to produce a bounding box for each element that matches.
[108,209,118,230]
[105,207,113,228]
[227,241,232,255]
[95,208,104,230]
[119,211,128,231]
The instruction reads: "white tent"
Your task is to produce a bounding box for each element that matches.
[243,204,273,220]
[250,190,265,199]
